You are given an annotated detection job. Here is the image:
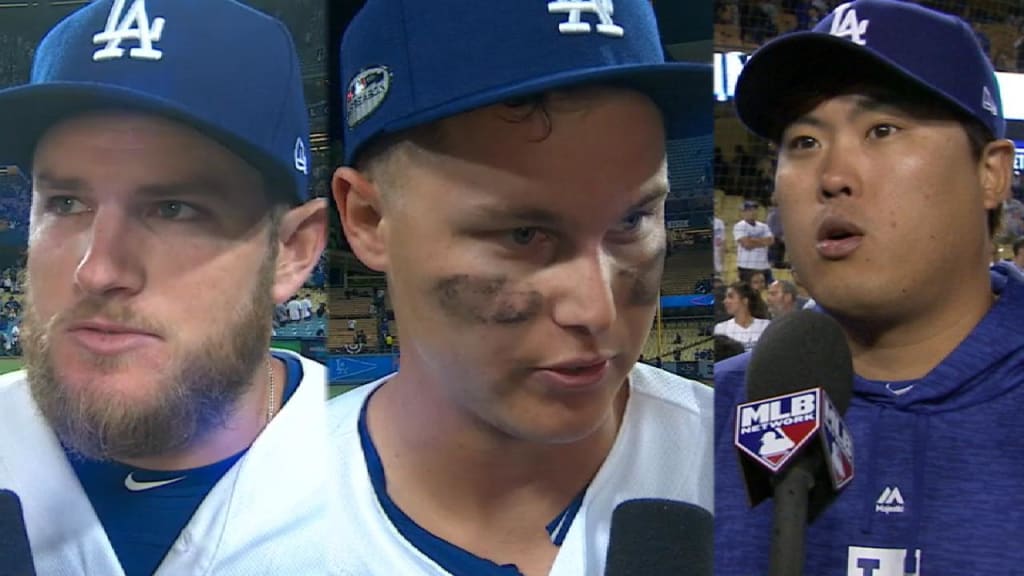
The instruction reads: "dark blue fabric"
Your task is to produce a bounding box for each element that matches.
[69,350,303,576]
[714,275,1024,575]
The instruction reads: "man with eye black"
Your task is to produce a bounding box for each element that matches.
[327,0,713,574]
[0,1,340,574]
[714,1,1024,575]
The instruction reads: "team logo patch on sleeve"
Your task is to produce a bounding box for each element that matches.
[93,0,166,62]
[346,66,391,129]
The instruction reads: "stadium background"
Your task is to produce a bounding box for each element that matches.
[713,0,1024,298]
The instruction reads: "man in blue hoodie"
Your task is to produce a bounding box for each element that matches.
[715,1,1024,575]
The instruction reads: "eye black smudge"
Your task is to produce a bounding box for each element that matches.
[434,274,543,325]
[620,245,666,307]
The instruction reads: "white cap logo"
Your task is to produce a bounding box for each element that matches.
[93,0,165,62]
[829,3,869,46]
[982,86,999,116]
[548,0,624,38]
[294,138,308,175]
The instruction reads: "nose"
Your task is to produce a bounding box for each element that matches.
[73,207,145,298]
[550,247,616,335]
[818,139,859,201]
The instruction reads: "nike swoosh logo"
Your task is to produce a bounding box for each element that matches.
[124,473,186,492]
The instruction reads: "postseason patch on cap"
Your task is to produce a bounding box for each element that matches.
[346,66,391,129]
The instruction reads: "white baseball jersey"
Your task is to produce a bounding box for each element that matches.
[0,350,343,576]
[325,363,713,575]
[287,299,303,321]
[733,219,772,270]
[713,317,771,351]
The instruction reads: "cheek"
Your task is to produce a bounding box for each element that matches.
[616,243,665,307]
[433,274,544,325]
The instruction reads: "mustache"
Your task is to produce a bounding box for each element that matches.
[50,298,166,337]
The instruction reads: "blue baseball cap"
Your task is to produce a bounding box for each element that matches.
[0,0,311,203]
[735,0,1004,142]
[340,0,711,165]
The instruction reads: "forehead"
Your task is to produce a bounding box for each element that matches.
[392,88,668,208]
[32,111,266,203]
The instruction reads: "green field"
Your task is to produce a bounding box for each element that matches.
[0,357,22,374]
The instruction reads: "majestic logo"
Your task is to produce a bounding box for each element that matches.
[735,390,820,472]
[875,486,905,514]
[93,0,166,62]
[294,137,308,175]
[982,86,999,116]
[547,0,624,38]
[346,66,391,129]
[829,3,869,46]
[124,472,185,492]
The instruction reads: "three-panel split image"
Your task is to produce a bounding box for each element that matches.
[0,1,1021,575]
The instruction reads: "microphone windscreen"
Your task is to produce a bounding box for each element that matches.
[604,498,712,576]
[746,310,853,414]
[0,489,35,576]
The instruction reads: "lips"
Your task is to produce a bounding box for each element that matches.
[535,357,613,391]
[66,319,161,356]
[815,216,864,260]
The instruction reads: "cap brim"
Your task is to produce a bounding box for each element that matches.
[352,61,712,163]
[0,82,296,200]
[735,32,956,141]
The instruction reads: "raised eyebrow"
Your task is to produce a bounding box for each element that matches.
[784,95,898,136]
[628,185,669,211]
[135,178,227,200]
[783,115,827,135]
[34,172,88,193]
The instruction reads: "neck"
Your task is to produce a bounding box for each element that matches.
[840,286,994,382]
[119,354,280,471]
[368,361,627,525]
[733,311,753,327]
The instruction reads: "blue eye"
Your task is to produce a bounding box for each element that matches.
[619,211,649,232]
[45,196,88,216]
[153,201,200,220]
[510,227,537,245]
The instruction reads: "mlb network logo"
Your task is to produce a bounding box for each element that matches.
[735,388,854,488]
[735,389,820,472]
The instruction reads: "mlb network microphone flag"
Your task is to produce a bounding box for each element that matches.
[735,388,854,506]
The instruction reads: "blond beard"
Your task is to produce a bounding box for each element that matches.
[22,257,276,463]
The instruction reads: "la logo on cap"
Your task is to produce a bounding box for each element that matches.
[830,2,869,46]
[548,0,624,38]
[93,0,165,62]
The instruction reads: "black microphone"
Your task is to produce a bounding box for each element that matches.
[604,498,712,576]
[0,489,36,576]
[733,310,855,576]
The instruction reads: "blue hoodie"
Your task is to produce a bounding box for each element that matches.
[714,275,1024,575]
